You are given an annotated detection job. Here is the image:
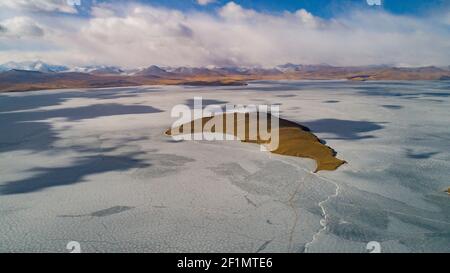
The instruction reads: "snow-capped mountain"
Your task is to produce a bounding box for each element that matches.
[0,61,69,73]
[133,65,172,77]
[70,65,124,75]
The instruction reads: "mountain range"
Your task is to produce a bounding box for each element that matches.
[0,61,69,73]
[1,61,450,92]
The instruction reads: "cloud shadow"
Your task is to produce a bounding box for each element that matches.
[303,118,385,140]
[0,153,150,195]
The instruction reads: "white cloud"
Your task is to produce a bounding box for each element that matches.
[197,0,216,6]
[0,2,449,67]
[294,9,321,28]
[0,0,77,14]
[91,5,118,18]
[219,2,256,20]
[0,17,44,37]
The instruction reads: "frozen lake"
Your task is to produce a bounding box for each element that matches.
[0,80,449,252]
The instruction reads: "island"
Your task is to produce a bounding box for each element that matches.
[165,112,346,172]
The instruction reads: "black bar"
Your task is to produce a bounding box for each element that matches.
[1,253,447,272]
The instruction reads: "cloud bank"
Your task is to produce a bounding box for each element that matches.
[0,17,45,38]
[0,0,77,14]
[0,1,449,67]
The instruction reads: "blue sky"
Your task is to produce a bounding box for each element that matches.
[77,0,449,18]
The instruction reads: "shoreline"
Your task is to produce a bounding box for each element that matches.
[2,78,450,94]
[2,65,450,93]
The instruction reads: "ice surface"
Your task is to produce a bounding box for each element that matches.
[0,81,449,252]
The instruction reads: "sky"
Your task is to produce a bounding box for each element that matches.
[0,0,449,68]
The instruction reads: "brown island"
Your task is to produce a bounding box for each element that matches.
[165,112,346,172]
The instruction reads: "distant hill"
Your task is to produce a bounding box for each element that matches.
[1,62,449,92]
[0,61,69,73]
[168,67,223,77]
[134,65,174,77]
